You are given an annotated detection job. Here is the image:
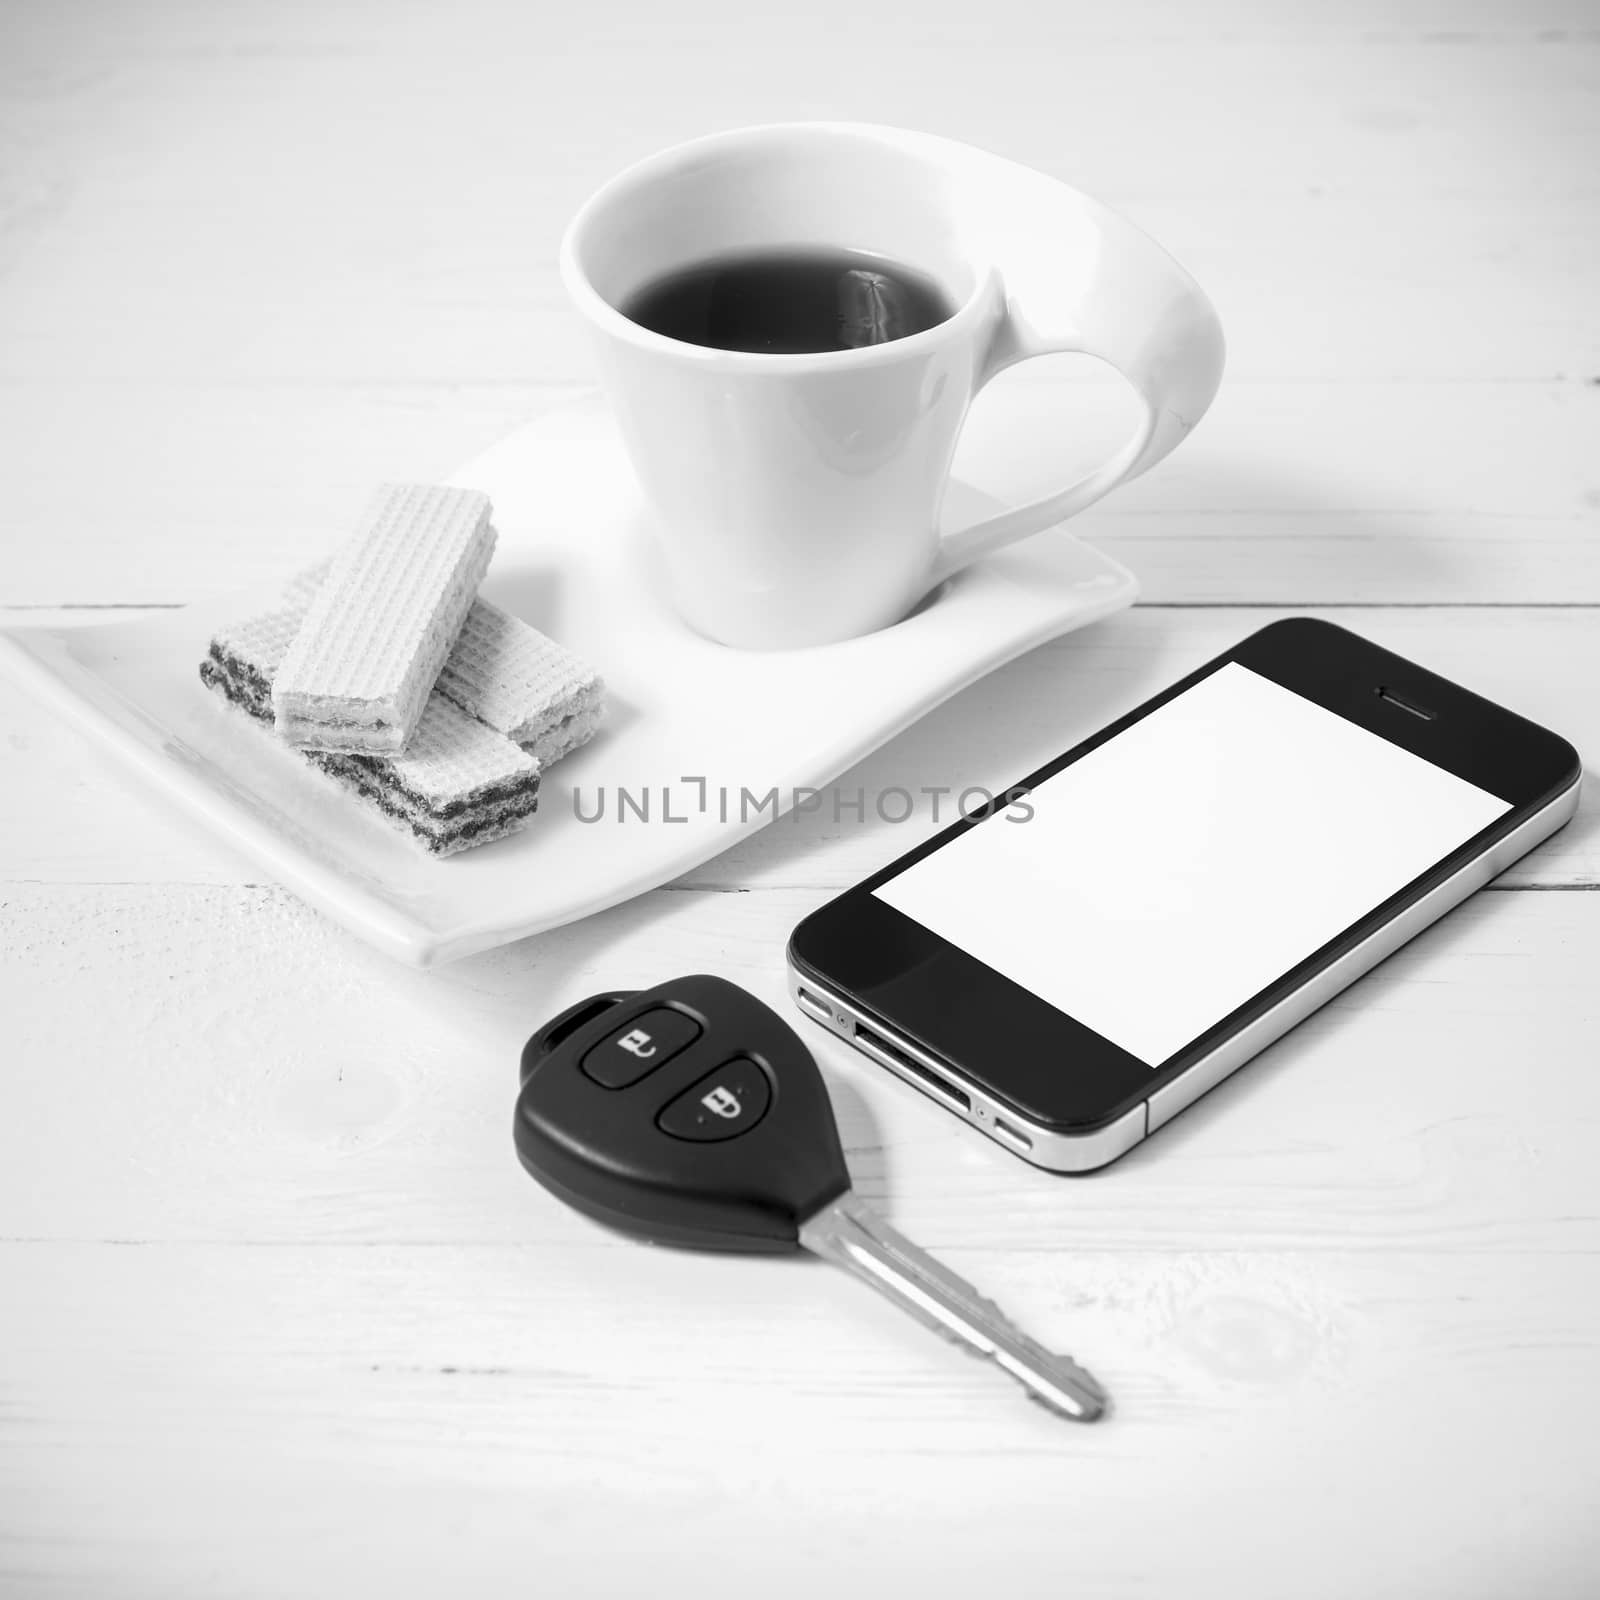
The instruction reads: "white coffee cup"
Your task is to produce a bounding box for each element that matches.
[561,123,1224,650]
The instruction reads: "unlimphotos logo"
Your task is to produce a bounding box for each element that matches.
[571,777,1034,826]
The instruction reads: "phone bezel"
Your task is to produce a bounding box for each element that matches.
[787,617,1581,1138]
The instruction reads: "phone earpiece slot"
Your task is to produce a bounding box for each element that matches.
[1375,685,1436,721]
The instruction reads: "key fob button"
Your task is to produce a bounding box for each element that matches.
[581,1007,701,1089]
[657,1057,772,1142]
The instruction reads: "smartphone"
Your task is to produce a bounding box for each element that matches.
[787,619,1580,1172]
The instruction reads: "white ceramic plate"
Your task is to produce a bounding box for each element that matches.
[0,396,1136,965]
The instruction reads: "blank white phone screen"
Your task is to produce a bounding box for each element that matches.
[873,662,1511,1067]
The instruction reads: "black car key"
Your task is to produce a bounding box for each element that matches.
[515,974,1107,1422]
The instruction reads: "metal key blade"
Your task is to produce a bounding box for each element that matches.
[798,1192,1108,1423]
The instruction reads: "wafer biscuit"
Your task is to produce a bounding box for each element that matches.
[434,594,605,757]
[307,699,539,856]
[271,483,496,754]
[203,585,539,856]
[524,706,603,768]
[285,562,603,767]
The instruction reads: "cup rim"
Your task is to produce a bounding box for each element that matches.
[558,121,994,373]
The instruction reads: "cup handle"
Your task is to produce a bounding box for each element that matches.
[932,193,1226,584]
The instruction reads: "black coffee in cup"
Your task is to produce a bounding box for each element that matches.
[621,247,956,355]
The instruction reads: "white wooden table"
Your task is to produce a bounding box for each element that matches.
[3,3,1597,1595]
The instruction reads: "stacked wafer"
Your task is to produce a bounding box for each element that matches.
[272,483,495,754]
[200,484,604,855]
